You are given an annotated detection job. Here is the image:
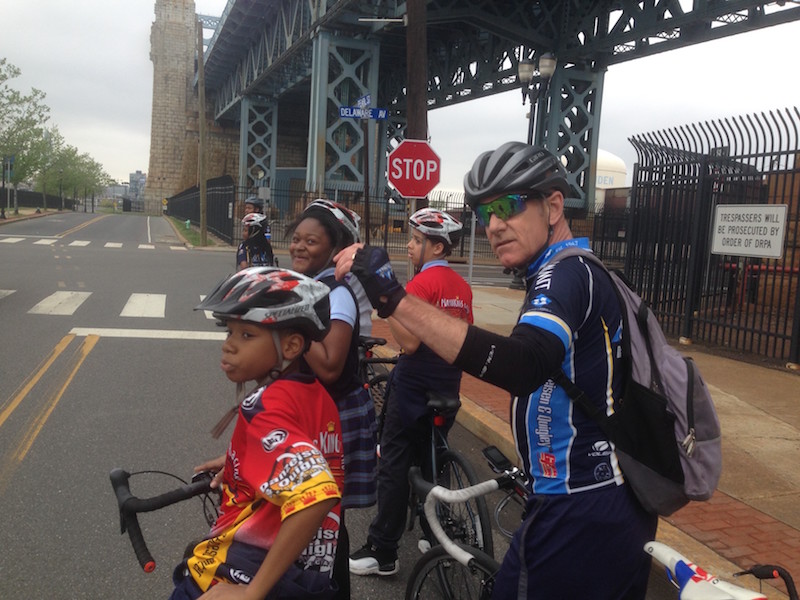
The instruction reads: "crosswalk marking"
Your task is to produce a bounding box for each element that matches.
[1,237,190,251]
[28,291,92,315]
[70,327,225,340]
[120,293,166,318]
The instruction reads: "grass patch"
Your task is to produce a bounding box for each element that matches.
[167,217,219,247]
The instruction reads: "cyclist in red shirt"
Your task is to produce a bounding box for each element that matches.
[173,267,343,599]
[349,208,473,577]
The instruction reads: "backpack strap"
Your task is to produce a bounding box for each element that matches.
[545,247,620,442]
[551,370,617,443]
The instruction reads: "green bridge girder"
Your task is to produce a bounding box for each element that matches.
[200,0,800,208]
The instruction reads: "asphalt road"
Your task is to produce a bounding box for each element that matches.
[0,212,676,599]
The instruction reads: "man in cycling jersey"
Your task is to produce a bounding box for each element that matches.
[335,142,658,599]
[349,208,473,577]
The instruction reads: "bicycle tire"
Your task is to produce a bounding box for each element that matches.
[367,373,391,422]
[431,450,494,559]
[405,543,499,600]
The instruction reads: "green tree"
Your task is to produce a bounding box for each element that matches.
[0,58,50,214]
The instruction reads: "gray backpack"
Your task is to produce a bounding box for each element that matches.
[551,248,722,516]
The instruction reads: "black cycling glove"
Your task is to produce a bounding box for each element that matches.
[350,246,407,318]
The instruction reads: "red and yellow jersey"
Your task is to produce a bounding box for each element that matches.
[187,374,343,591]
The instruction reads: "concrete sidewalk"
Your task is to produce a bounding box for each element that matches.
[371,285,800,599]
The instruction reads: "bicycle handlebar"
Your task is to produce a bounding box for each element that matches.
[109,468,213,573]
[409,466,502,567]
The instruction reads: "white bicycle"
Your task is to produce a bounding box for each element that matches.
[646,540,797,600]
[406,449,798,600]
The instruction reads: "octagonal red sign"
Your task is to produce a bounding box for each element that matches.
[387,140,441,198]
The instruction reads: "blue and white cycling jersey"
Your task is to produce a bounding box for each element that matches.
[513,238,627,495]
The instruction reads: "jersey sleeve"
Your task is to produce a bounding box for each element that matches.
[518,257,593,352]
[328,285,357,328]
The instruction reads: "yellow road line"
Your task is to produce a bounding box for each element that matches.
[0,335,98,492]
[0,334,75,429]
[57,214,109,238]
[15,335,99,461]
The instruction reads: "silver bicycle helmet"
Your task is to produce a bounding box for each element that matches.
[303,199,361,244]
[409,208,463,246]
[463,142,572,208]
[196,267,330,341]
[242,212,268,236]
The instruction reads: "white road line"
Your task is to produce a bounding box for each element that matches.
[0,290,15,300]
[120,293,166,318]
[0,237,24,244]
[28,291,92,315]
[138,244,155,250]
[104,242,123,248]
[34,239,57,246]
[170,246,187,251]
[69,240,91,247]
[69,327,225,340]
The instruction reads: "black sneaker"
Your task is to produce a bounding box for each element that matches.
[349,543,399,576]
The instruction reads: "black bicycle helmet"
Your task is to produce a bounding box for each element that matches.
[463,142,572,208]
[196,267,330,341]
[244,196,264,211]
[302,199,361,244]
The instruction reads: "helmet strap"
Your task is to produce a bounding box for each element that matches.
[270,330,294,376]
[414,237,428,274]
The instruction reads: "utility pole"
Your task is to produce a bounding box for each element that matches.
[197,20,208,246]
[405,0,428,216]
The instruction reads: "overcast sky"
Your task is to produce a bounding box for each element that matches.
[2,1,798,189]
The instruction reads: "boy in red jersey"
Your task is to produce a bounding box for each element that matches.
[349,208,473,576]
[171,267,343,599]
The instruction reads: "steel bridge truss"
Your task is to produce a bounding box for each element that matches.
[202,0,800,207]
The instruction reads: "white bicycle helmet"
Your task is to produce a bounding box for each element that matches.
[303,199,361,244]
[195,267,330,341]
[463,142,572,208]
[242,212,268,236]
[409,208,463,246]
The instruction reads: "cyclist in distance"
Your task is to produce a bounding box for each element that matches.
[288,199,378,599]
[334,142,658,599]
[237,212,275,269]
[243,195,263,215]
[349,208,473,577]
[178,267,343,600]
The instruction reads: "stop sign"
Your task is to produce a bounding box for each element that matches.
[387,140,441,198]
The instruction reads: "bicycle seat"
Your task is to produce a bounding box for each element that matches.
[359,336,387,350]
[426,391,461,413]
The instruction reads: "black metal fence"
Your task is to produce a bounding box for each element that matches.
[621,108,800,365]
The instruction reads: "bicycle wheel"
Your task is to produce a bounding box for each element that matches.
[405,543,499,600]
[367,373,390,421]
[432,450,494,559]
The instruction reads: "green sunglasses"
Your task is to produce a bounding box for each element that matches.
[475,193,539,226]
